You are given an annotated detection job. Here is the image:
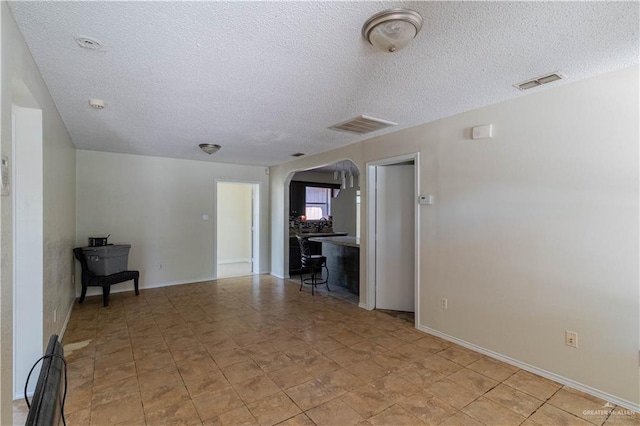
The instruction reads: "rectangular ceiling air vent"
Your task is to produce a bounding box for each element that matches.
[514,72,565,91]
[329,115,397,135]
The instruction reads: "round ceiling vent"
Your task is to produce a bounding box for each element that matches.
[75,37,102,50]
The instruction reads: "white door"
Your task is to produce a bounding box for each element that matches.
[375,164,415,311]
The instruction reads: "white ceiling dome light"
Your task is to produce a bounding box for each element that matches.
[88,99,105,109]
[75,37,102,50]
[362,9,423,53]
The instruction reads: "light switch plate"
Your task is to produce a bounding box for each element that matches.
[419,195,433,205]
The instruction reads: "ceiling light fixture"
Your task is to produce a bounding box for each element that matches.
[362,9,423,53]
[88,99,105,109]
[76,37,102,50]
[199,143,221,155]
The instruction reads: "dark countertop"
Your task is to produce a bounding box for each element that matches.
[290,232,348,238]
[308,236,360,248]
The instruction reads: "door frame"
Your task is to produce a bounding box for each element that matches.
[365,153,420,327]
[12,103,44,399]
[214,179,260,278]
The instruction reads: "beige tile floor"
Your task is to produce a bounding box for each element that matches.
[14,275,638,425]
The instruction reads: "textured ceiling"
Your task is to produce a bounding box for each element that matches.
[8,1,639,166]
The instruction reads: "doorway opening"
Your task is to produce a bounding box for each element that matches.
[285,161,361,302]
[216,181,259,279]
[366,153,420,326]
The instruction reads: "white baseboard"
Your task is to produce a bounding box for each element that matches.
[270,272,286,279]
[416,324,640,413]
[78,272,279,298]
[218,258,251,264]
[77,276,217,298]
[358,301,373,310]
[58,299,74,341]
[14,300,74,401]
[14,389,34,400]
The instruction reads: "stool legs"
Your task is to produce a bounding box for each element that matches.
[102,285,111,307]
[79,285,88,303]
[300,263,329,295]
[324,264,330,292]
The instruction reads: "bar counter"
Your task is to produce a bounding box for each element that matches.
[308,236,359,295]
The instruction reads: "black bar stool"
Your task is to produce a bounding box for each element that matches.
[296,236,330,295]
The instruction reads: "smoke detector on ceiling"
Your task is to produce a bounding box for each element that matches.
[514,72,566,91]
[329,115,397,135]
[88,99,105,109]
[76,37,102,50]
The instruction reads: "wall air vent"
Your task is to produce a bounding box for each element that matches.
[291,152,305,157]
[515,72,565,91]
[329,115,397,135]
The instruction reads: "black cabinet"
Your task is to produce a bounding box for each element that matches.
[289,180,340,218]
[289,181,306,217]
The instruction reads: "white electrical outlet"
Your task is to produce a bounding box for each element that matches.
[159,263,163,270]
[53,309,57,323]
[441,298,448,310]
[565,330,578,348]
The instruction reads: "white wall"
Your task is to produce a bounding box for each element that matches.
[0,3,76,422]
[217,182,252,263]
[331,177,358,236]
[271,66,640,408]
[76,150,269,295]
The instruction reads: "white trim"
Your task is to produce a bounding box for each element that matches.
[77,276,217,298]
[58,299,75,341]
[413,155,421,327]
[358,301,373,310]
[365,166,376,310]
[416,324,640,413]
[77,272,283,298]
[14,389,34,401]
[270,272,286,279]
[12,300,68,398]
[217,258,251,264]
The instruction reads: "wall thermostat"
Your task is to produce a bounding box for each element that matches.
[472,124,494,140]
